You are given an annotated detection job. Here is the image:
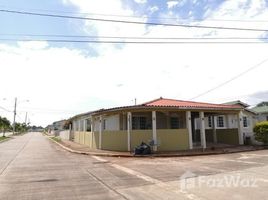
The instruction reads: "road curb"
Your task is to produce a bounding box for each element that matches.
[47,136,134,157]
[46,136,266,158]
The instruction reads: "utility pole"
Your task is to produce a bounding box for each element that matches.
[13,97,17,135]
[25,112,28,125]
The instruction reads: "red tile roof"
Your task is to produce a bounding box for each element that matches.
[142,98,242,110]
[89,97,242,116]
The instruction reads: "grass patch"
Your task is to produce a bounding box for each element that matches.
[0,136,9,142]
[51,136,61,143]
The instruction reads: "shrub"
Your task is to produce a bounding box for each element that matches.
[253,121,268,144]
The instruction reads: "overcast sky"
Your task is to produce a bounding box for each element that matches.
[0,0,268,127]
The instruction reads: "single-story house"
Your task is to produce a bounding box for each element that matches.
[251,102,268,122]
[70,97,254,152]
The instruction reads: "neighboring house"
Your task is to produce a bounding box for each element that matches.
[47,119,67,136]
[52,120,67,130]
[221,100,257,144]
[251,102,268,122]
[70,97,249,152]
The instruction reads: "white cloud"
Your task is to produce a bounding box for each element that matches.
[1,0,268,126]
[134,0,147,4]
[17,41,49,50]
[167,1,179,9]
[149,6,159,14]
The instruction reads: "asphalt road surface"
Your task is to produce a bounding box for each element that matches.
[0,132,268,200]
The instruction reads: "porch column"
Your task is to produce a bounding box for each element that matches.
[200,111,206,149]
[73,121,76,132]
[91,117,94,148]
[83,119,86,144]
[186,111,193,149]
[99,116,103,149]
[152,111,157,151]
[213,116,217,144]
[237,111,244,145]
[83,119,86,132]
[127,112,132,152]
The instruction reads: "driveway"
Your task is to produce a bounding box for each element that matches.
[0,132,268,200]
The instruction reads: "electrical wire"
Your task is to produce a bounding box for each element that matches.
[1,9,268,32]
[1,5,267,23]
[0,33,267,40]
[0,38,267,44]
[190,58,268,100]
[0,106,12,113]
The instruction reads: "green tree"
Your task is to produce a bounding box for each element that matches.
[253,121,268,144]
[14,122,28,134]
[0,116,11,137]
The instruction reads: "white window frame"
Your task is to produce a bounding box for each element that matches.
[216,115,226,129]
[205,116,213,129]
[85,118,92,132]
[242,116,250,128]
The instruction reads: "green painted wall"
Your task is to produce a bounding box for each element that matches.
[157,129,189,151]
[131,130,153,150]
[217,128,239,145]
[205,129,214,143]
[102,131,128,151]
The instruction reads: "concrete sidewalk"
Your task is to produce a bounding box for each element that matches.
[48,136,266,157]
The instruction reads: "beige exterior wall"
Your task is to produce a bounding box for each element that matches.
[102,131,128,151]
[73,131,99,148]
[74,131,80,143]
[74,129,191,152]
[92,131,99,149]
[157,129,189,151]
[79,132,85,145]
[84,132,91,146]
[131,130,153,150]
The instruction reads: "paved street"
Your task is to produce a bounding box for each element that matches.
[0,133,268,200]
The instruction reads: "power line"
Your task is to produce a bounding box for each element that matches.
[0,106,12,113]
[190,58,268,100]
[0,38,267,44]
[1,5,267,23]
[0,33,267,40]
[1,9,268,32]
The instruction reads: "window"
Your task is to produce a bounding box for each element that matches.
[208,116,212,128]
[243,117,249,127]
[103,119,106,130]
[86,119,91,132]
[217,116,225,127]
[170,117,179,129]
[139,117,146,129]
[132,116,147,130]
[266,116,268,121]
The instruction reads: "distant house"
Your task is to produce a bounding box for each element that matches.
[251,102,268,122]
[70,97,252,152]
[47,119,67,135]
[52,120,67,131]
